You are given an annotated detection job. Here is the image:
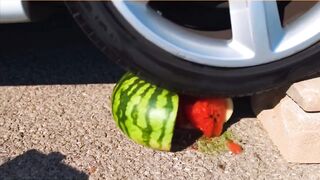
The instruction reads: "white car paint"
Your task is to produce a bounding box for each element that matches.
[0,0,31,23]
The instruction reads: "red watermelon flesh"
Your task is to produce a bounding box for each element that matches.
[181,97,231,138]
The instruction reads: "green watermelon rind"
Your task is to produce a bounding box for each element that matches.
[111,72,179,151]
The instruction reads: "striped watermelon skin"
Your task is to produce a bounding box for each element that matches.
[112,73,179,151]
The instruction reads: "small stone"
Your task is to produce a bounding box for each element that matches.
[217,163,226,171]
[87,166,97,175]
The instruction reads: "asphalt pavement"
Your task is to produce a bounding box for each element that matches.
[0,6,320,180]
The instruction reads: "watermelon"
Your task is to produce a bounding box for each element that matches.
[111,72,179,151]
[180,96,233,137]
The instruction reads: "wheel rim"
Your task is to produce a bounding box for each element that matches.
[111,1,320,67]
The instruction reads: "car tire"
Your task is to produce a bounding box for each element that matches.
[66,2,320,97]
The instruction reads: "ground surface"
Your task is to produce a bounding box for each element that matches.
[0,5,320,180]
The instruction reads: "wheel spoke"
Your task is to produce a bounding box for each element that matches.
[229,0,283,56]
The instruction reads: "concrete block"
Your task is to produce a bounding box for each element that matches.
[253,95,320,163]
[287,78,320,112]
